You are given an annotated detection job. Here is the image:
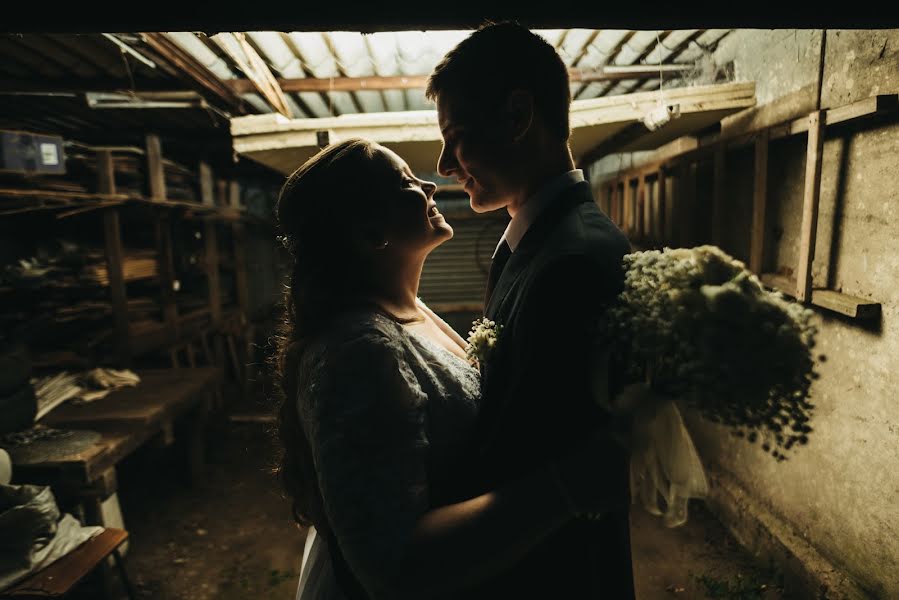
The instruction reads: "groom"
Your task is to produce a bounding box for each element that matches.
[427,22,635,598]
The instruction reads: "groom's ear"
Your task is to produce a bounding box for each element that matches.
[505,90,534,143]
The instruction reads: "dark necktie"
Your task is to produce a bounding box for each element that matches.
[485,240,512,308]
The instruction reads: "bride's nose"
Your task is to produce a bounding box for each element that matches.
[422,180,437,198]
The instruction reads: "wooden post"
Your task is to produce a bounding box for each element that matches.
[678,162,696,248]
[660,168,672,244]
[98,150,130,366]
[636,175,646,241]
[232,223,249,319]
[204,223,222,327]
[797,111,826,302]
[215,179,228,207]
[713,147,726,247]
[228,181,241,208]
[155,214,179,343]
[750,130,770,274]
[651,174,662,241]
[205,221,225,375]
[199,161,215,206]
[145,134,166,201]
[103,211,130,366]
[610,182,619,225]
[623,179,633,236]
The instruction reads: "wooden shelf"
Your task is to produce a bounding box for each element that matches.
[0,187,253,222]
[1,528,129,598]
[760,273,881,319]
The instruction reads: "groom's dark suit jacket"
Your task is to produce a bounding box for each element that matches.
[466,180,635,599]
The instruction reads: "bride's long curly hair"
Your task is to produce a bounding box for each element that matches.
[273,138,398,527]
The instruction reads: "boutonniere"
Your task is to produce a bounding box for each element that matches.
[466,317,503,369]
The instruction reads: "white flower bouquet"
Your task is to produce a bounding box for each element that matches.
[596,246,820,525]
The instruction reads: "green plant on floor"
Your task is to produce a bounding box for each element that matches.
[694,572,780,599]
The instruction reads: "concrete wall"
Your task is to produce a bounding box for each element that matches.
[682,29,899,598]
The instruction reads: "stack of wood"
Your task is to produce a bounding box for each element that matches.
[81,249,158,285]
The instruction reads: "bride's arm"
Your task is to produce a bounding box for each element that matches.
[306,326,618,599]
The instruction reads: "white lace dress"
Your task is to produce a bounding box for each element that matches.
[294,310,481,600]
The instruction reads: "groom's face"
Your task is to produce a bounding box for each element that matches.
[436,94,519,214]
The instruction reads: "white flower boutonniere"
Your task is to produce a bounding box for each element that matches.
[466,317,503,368]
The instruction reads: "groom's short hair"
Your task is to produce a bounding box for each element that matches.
[426,21,571,142]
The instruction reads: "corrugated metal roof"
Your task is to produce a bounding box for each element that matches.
[0,28,734,149]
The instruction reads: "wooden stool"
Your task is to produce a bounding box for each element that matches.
[1,528,135,599]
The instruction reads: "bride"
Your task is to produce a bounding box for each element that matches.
[274,138,627,599]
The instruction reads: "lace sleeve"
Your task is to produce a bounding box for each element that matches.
[300,326,430,598]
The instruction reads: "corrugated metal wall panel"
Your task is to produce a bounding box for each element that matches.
[418,197,507,312]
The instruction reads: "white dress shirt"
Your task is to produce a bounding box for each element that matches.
[493,170,585,258]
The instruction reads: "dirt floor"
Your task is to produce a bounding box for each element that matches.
[88,419,787,600]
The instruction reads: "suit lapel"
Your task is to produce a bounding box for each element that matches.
[484,182,593,320]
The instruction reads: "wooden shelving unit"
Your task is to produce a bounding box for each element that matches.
[0,133,265,392]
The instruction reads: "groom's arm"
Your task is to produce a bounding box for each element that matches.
[507,252,627,475]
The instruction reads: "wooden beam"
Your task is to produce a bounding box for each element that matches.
[199,161,214,206]
[140,33,245,114]
[712,147,726,247]
[228,181,241,208]
[214,32,292,118]
[145,134,166,201]
[637,174,648,240]
[96,150,130,366]
[761,274,880,319]
[223,65,694,95]
[796,111,825,302]
[619,30,705,95]
[750,130,769,274]
[655,170,666,241]
[573,31,636,100]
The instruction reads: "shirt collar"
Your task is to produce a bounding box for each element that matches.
[493,170,585,257]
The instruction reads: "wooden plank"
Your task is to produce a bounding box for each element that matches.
[662,169,675,244]
[140,33,245,113]
[750,130,770,274]
[225,66,691,95]
[760,273,880,319]
[228,181,241,208]
[609,182,619,225]
[636,175,646,240]
[96,150,115,195]
[232,223,250,317]
[623,179,633,236]
[655,170,665,242]
[102,209,130,366]
[215,179,228,207]
[678,162,696,248]
[43,368,220,429]
[712,147,726,247]
[155,214,179,342]
[3,529,129,598]
[199,161,214,206]
[205,223,222,326]
[145,134,166,201]
[796,111,825,302]
[215,32,291,118]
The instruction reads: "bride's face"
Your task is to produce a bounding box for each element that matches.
[371,146,453,254]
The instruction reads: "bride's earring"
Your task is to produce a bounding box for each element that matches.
[376,240,389,250]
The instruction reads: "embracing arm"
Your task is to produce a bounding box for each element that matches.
[304,327,600,599]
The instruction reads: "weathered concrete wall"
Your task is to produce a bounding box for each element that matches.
[684,29,899,598]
